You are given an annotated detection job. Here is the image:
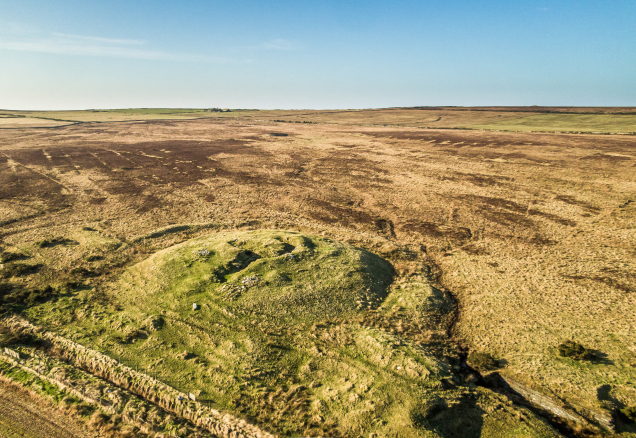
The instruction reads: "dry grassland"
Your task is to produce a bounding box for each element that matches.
[0,117,74,128]
[3,106,636,132]
[0,376,96,438]
[0,108,635,437]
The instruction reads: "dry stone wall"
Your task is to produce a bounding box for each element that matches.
[0,315,276,438]
[501,375,613,430]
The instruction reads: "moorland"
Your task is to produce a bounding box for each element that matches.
[0,106,635,438]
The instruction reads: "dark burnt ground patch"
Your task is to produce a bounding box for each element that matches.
[463,195,527,214]
[202,193,216,203]
[104,177,144,196]
[55,148,114,173]
[360,130,470,142]
[400,221,473,246]
[360,130,527,148]
[565,269,636,293]
[305,197,376,227]
[555,195,601,214]
[528,209,576,227]
[451,171,513,188]
[91,150,136,169]
[0,131,284,216]
[579,153,634,162]
[140,120,180,128]
[334,143,361,149]
[57,138,276,191]
[450,194,536,230]
[5,148,51,167]
[557,134,636,155]
[527,234,559,246]
[471,150,564,166]
[452,195,575,228]
[312,152,391,183]
[41,149,77,171]
[499,151,557,163]
[355,130,577,168]
[356,129,636,162]
[88,197,108,205]
[460,242,490,255]
[0,153,72,208]
[135,195,163,213]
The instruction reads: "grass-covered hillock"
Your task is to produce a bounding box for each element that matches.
[116,229,394,322]
[22,230,562,437]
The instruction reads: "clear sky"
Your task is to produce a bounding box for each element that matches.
[1,0,635,110]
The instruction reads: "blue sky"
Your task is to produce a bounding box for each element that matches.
[1,0,634,109]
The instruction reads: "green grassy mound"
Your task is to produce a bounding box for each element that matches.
[116,230,394,322]
[21,229,561,437]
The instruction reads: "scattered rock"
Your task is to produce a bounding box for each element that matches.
[241,276,260,286]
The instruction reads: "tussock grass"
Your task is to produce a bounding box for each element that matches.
[557,340,594,361]
[467,352,499,371]
[0,262,40,279]
[0,251,28,263]
[35,236,78,248]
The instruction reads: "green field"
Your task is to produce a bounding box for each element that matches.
[472,113,636,133]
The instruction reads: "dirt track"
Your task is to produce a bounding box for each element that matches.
[0,380,93,438]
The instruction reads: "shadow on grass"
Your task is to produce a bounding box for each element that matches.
[0,280,87,313]
[597,384,636,433]
[35,237,78,248]
[0,263,43,279]
[588,350,613,365]
[414,394,485,438]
